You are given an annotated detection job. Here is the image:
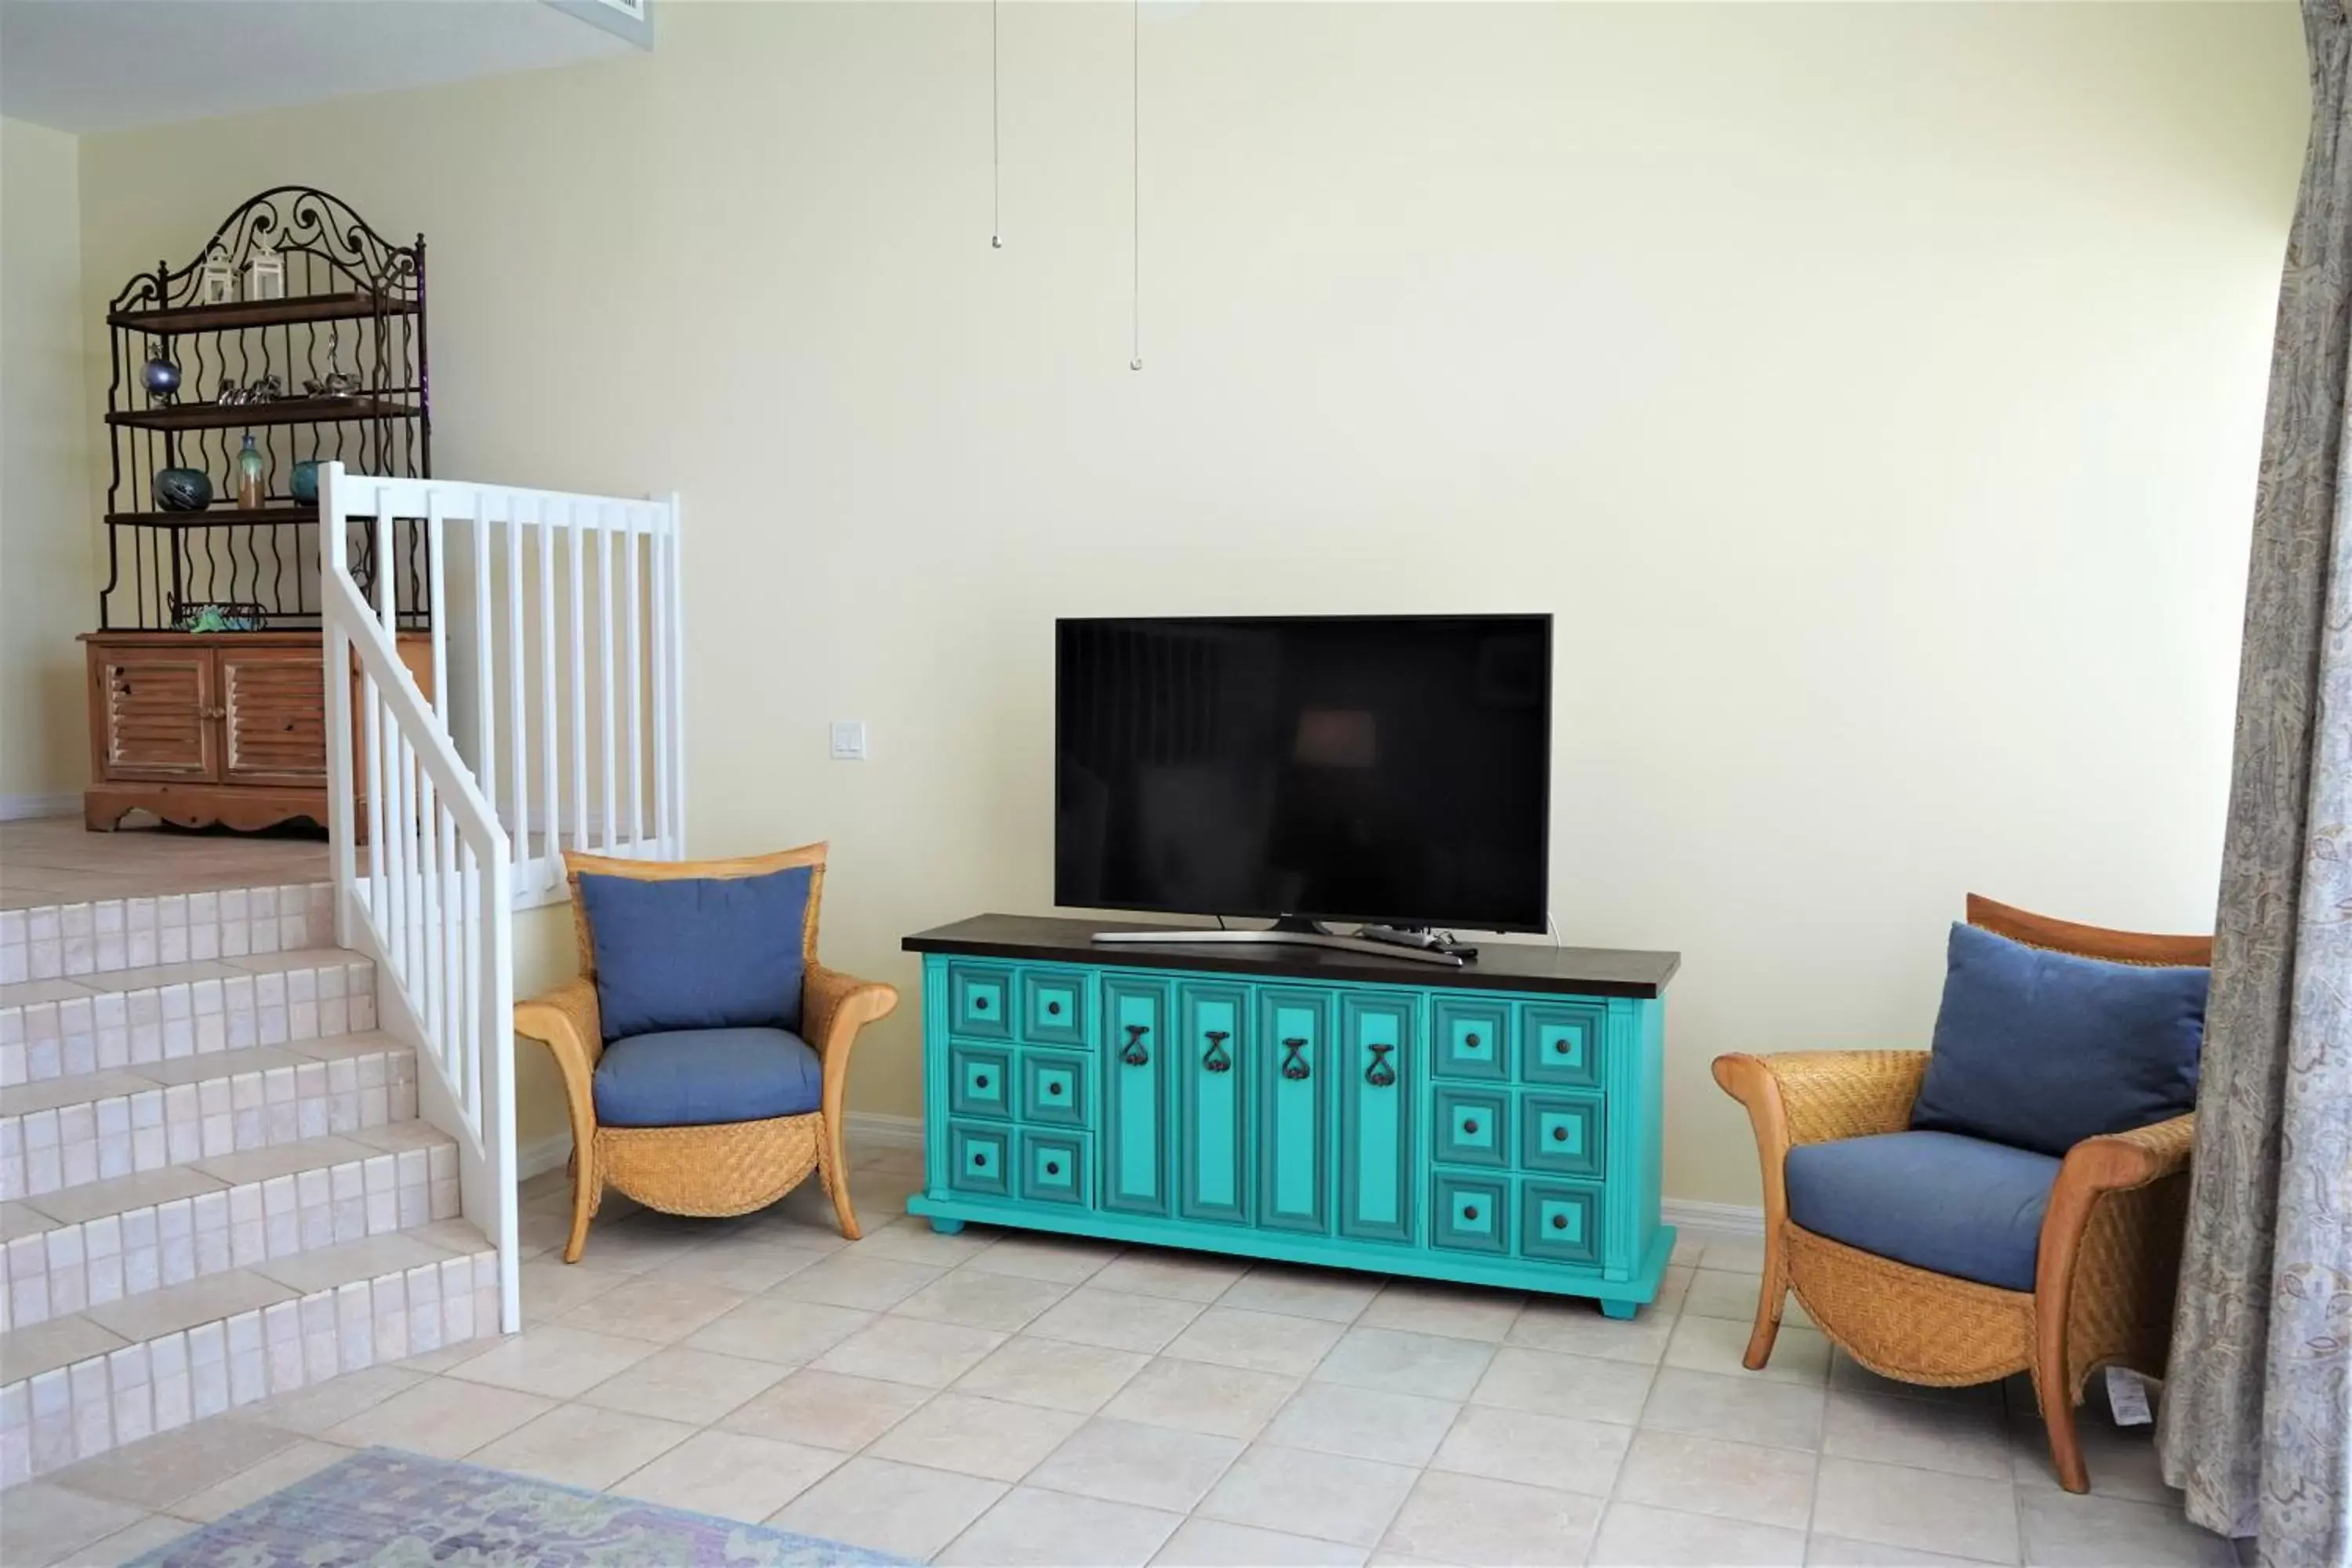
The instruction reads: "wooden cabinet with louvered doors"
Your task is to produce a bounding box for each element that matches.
[82,630,434,833]
[219,641,330,786]
[90,643,218,782]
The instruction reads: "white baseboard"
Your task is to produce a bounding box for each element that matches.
[1662,1197,1766,1237]
[845,1110,925,1149]
[517,1131,572,1182]
[0,793,79,822]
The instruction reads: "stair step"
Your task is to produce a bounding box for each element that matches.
[0,1216,495,1484]
[0,1034,416,1207]
[1,1123,458,1330]
[0,947,377,1087]
[0,883,333,983]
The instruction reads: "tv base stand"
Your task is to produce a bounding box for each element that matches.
[1091,918,1468,967]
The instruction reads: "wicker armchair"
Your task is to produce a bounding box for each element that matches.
[1712,895,2207,1494]
[512,844,898,1263]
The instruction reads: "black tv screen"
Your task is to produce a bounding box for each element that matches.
[1055,615,1552,933]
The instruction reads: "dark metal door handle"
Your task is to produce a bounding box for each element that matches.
[1280,1037,1311,1081]
[1121,1024,1151,1067]
[1365,1041,1397,1088]
[1202,1030,1232,1073]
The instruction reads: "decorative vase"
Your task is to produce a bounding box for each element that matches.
[142,350,181,401]
[289,459,320,505]
[235,434,265,510]
[153,466,212,512]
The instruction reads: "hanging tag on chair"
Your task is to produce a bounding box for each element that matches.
[2104,1367,2154,1426]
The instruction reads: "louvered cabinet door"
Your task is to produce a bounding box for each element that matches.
[92,646,218,782]
[218,643,330,787]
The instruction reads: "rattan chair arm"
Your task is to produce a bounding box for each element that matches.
[1714,1050,1929,1148]
[804,962,899,1062]
[2060,1113,2195,1192]
[514,976,604,1129]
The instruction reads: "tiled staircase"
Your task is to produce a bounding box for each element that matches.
[0,880,499,1486]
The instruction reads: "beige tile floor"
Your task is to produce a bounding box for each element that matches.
[0,818,329,909]
[0,1143,2241,1568]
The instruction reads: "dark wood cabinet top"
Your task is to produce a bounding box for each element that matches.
[903,913,1680,999]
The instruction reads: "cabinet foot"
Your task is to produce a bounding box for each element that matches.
[927,1217,966,1236]
[1600,1298,1639,1320]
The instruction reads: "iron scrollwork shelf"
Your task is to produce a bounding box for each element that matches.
[99,186,431,633]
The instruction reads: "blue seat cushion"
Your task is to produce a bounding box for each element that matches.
[592,1026,823,1129]
[577,866,811,1041]
[1910,923,2207,1158]
[1785,1130,2062,1292]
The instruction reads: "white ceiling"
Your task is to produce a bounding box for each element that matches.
[0,0,641,136]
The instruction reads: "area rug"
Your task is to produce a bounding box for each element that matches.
[129,1446,914,1566]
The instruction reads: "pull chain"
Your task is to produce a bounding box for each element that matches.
[990,0,1003,249]
[1129,0,1142,370]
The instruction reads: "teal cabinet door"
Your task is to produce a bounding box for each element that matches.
[949,1043,1014,1121]
[1102,976,1171,1216]
[949,963,1013,1040]
[1519,1001,1606,1088]
[948,1122,1011,1199]
[1519,1178,1603,1267]
[1338,992,1417,1243]
[1519,1091,1604,1178]
[1019,968,1090,1047]
[1018,1051,1090,1126]
[1018,1130,1090,1206]
[1433,1084,1509,1168]
[1432,1171,1509,1254]
[1176,981,1250,1225]
[1432,996,1509,1080]
[1255,986,1332,1235]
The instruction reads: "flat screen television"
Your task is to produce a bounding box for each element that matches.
[1055,615,1552,935]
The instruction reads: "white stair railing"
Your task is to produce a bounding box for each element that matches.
[320,463,686,1335]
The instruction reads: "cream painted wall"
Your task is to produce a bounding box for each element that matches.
[3,116,93,808]
[74,3,2307,1203]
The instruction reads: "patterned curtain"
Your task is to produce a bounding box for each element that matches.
[2156,2,2352,1563]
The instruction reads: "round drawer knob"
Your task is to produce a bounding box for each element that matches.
[975,1075,991,1090]
[1552,1214,1568,1230]
[975,997,989,1011]
[1049,1083,1064,1096]
[1462,1206,1480,1221]
[1048,1000,1062,1015]
[1465,1033,1481,1047]
[1554,1041,1569,1054]
[1463,1120,1480,1135]
[973,1152,989,1167]
[1552,1127,1568,1142]
[1046,1161,1062,1176]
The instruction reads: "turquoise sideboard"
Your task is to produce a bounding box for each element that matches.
[902,915,1680,1316]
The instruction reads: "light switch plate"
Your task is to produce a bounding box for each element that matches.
[829,721,868,760]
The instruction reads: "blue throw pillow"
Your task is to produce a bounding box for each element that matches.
[576,866,811,1041]
[1910,922,2207,1157]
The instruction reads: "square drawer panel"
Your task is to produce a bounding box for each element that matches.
[949,963,1014,1040]
[949,1042,1014,1121]
[1019,967,1091,1046]
[1432,996,1509,1081]
[1019,1050,1091,1127]
[948,1120,1011,1199]
[1018,1130,1090,1206]
[1518,1178,1604,1268]
[1518,1091,1605,1178]
[1519,1001,1606,1088]
[1431,1171,1511,1254]
[1432,1085,1511,1169]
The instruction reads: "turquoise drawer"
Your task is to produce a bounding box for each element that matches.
[1432,1171,1510,1254]
[1519,1091,1604,1178]
[1019,1050,1091,1127]
[949,1043,1013,1121]
[948,1120,1011,1198]
[1018,1130,1089,1205]
[1519,1178,1603,1267]
[1432,1085,1509,1168]
[1519,1001,1606,1088]
[1432,996,1509,1081]
[1020,968,1091,1047]
[949,963,1013,1040]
